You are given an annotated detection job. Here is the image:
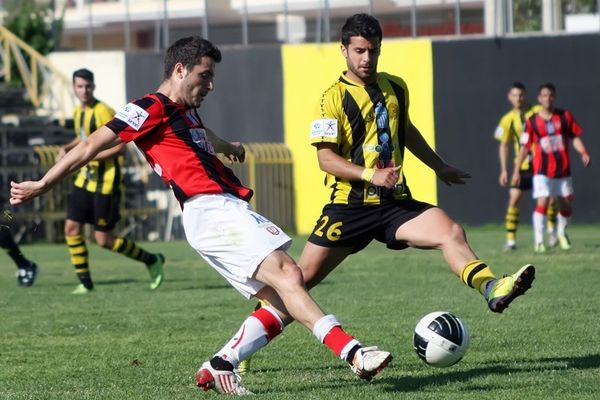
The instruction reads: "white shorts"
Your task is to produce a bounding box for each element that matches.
[182,193,292,299]
[532,175,574,199]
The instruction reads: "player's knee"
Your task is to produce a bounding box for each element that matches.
[64,222,80,237]
[445,222,467,246]
[276,262,306,292]
[95,235,114,249]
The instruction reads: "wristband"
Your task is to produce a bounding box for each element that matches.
[361,167,375,183]
[582,150,589,157]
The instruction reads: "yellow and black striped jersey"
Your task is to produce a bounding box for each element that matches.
[309,72,410,205]
[494,105,541,171]
[73,99,123,194]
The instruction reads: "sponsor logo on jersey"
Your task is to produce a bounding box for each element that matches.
[115,103,149,131]
[310,118,338,139]
[190,128,216,155]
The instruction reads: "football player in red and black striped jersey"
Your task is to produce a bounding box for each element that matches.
[9,36,392,394]
[512,83,591,252]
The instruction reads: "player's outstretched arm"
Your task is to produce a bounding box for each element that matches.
[10,126,122,206]
[405,122,470,185]
[498,142,510,186]
[572,137,591,167]
[205,128,245,163]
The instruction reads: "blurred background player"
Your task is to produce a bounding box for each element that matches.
[512,82,591,252]
[59,68,164,294]
[1,196,38,287]
[494,82,556,250]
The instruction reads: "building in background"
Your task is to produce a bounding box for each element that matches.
[6,0,595,51]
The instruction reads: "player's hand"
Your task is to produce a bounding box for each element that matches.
[499,170,508,187]
[223,142,245,164]
[9,180,45,206]
[435,164,470,186]
[581,152,591,167]
[510,171,521,187]
[372,166,401,189]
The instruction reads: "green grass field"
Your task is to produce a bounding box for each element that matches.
[2,225,599,399]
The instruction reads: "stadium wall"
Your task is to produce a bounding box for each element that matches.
[48,51,128,113]
[47,33,600,234]
[281,40,437,234]
[124,46,284,144]
[433,34,600,225]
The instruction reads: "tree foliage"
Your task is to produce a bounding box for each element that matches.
[513,0,598,32]
[4,0,62,55]
[513,0,543,32]
[2,0,63,86]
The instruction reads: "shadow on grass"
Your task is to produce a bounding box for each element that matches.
[381,353,600,393]
[239,354,600,395]
[55,279,140,287]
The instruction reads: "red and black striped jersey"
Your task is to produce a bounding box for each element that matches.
[521,108,582,178]
[105,93,253,205]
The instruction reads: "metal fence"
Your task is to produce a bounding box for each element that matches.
[48,0,600,51]
[1,141,295,243]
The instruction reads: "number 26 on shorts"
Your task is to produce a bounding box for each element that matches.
[314,216,343,241]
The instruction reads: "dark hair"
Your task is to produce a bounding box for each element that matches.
[341,14,382,46]
[163,36,222,79]
[72,68,94,83]
[511,82,526,91]
[538,82,556,94]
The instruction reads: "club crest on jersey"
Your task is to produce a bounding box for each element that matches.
[266,226,280,235]
[190,128,215,155]
[310,118,338,139]
[115,103,149,131]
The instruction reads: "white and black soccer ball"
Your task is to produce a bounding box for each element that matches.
[413,311,469,368]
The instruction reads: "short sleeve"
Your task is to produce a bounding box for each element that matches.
[96,103,116,126]
[494,114,511,143]
[566,110,583,137]
[309,87,342,146]
[105,96,162,143]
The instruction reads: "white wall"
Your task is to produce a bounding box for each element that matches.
[565,14,600,33]
[48,51,127,117]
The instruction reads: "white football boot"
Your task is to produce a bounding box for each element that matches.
[350,346,393,381]
[196,361,254,396]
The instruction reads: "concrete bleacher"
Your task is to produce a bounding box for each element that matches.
[0,83,172,243]
[0,83,74,243]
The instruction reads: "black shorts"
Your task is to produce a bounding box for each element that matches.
[511,169,533,191]
[66,186,121,232]
[307,198,434,253]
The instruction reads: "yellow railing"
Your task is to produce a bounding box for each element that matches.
[6,142,295,242]
[0,25,75,124]
[225,143,296,231]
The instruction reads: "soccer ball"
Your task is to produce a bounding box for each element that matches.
[413,311,469,367]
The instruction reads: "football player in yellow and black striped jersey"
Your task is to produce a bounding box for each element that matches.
[60,68,164,294]
[236,14,537,376]
[494,83,555,250]
[302,14,536,314]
